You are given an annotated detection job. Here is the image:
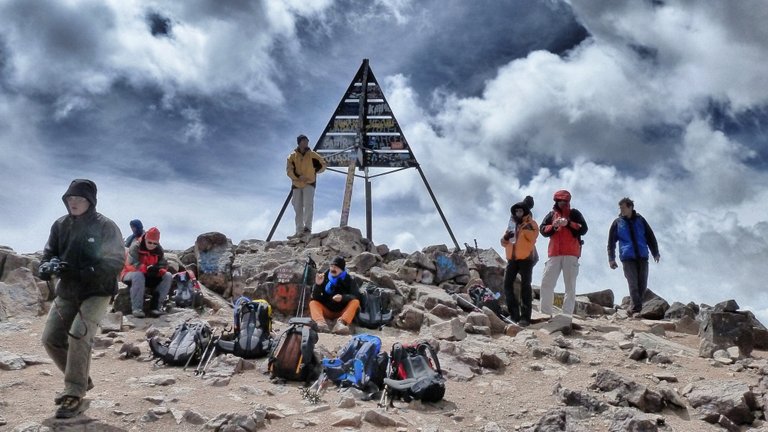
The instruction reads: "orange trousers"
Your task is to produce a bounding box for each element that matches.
[309,299,360,325]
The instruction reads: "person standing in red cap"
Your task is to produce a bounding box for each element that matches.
[120,226,172,318]
[538,190,588,316]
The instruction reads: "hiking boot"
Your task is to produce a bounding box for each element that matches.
[332,319,351,335]
[55,396,83,419]
[315,320,330,333]
[55,377,93,405]
[150,308,166,317]
[131,309,145,318]
[288,232,302,240]
[519,320,530,327]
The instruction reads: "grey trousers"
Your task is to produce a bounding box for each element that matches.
[539,255,580,315]
[623,259,649,313]
[41,295,110,398]
[292,185,315,234]
[124,271,172,310]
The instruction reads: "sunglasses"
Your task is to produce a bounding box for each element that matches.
[146,241,158,246]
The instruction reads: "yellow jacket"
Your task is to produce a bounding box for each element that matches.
[287,148,327,189]
[501,214,539,261]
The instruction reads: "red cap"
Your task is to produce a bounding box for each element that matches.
[553,190,571,202]
[145,227,160,242]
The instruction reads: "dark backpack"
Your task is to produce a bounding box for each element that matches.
[356,284,394,329]
[148,320,212,366]
[172,271,204,309]
[216,297,273,359]
[321,334,389,391]
[384,341,445,403]
[467,285,502,316]
[268,317,320,382]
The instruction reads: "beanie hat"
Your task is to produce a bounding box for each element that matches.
[130,219,144,232]
[553,190,571,202]
[145,227,161,242]
[297,134,308,144]
[510,195,535,214]
[330,256,346,270]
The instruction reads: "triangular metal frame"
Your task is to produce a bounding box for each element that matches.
[267,59,459,250]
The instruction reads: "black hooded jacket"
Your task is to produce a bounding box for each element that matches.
[41,179,125,301]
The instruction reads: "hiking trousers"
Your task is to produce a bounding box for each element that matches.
[622,259,649,313]
[292,185,315,234]
[503,259,534,322]
[309,299,360,325]
[539,255,580,316]
[42,295,110,398]
[124,271,172,311]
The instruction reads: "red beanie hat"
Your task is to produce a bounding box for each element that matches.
[145,227,160,242]
[553,190,571,202]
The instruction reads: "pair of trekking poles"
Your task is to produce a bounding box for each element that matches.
[182,325,230,376]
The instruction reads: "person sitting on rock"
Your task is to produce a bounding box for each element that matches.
[124,219,144,248]
[309,256,359,334]
[120,227,172,318]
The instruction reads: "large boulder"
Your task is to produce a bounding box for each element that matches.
[467,248,506,293]
[699,311,754,358]
[319,226,372,257]
[195,232,234,297]
[0,248,38,283]
[665,302,697,320]
[433,251,469,284]
[583,289,615,308]
[685,380,758,425]
[0,268,46,320]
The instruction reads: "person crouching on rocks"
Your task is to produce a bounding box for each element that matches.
[309,256,359,335]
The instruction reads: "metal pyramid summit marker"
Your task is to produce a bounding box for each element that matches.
[267,59,458,250]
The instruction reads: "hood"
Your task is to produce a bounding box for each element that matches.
[62,179,97,208]
[130,219,144,234]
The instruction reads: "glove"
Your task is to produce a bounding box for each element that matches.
[38,263,53,281]
[146,265,160,276]
[56,261,75,278]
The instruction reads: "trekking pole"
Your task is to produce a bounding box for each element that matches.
[200,344,218,376]
[452,293,515,325]
[296,256,316,317]
[194,328,219,376]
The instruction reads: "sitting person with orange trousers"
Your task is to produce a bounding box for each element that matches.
[309,256,359,335]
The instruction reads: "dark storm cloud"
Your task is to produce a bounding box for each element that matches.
[146,11,173,38]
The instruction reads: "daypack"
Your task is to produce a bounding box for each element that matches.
[216,297,273,359]
[356,283,393,329]
[383,341,445,403]
[467,284,502,317]
[321,334,389,390]
[172,270,204,309]
[268,317,320,382]
[148,320,212,366]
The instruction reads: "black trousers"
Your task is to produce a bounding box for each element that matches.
[503,259,534,322]
[623,259,649,313]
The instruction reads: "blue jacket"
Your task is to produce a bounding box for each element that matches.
[607,211,659,262]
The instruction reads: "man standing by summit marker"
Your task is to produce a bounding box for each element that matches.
[286,134,327,239]
[607,197,660,317]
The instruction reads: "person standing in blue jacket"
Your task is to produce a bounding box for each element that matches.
[607,198,660,317]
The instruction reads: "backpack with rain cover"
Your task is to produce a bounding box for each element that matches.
[383,341,445,403]
[321,334,389,391]
[467,284,502,317]
[172,270,204,309]
[268,317,320,382]
[356,283,394,329]
[148,320,212,366]
[216,296,273,359]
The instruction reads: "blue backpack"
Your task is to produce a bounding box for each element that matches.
[321,334,389,390]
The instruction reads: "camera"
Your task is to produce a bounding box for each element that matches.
[39,257,62,277]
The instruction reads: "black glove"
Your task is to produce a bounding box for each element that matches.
[146,265,159,276]
[56,261,76,278]
[503,231,514,241]
[38,263,53,281]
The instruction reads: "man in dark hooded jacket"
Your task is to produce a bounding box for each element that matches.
[39,179,124,418]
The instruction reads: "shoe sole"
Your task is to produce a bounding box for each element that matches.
[55,399,88,419]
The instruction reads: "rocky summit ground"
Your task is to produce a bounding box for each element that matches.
[1,306,766,432]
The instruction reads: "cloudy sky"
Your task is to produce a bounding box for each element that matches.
[2,1,767,320]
